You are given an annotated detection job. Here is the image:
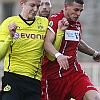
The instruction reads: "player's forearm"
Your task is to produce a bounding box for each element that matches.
[45,30,64,61]
[0,35,13,60]
[44,41,59,57]
[78,39,95,56]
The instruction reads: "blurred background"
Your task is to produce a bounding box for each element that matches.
[0,0,100,92]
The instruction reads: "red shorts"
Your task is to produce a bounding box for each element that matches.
[41,78,47,100]
[42,72,98,100]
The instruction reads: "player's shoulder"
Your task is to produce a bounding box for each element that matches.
[1,15,19,25]
[49,10,64,21]
[35,16,48,27]
[5,16,19,21]
[35,16,48,21]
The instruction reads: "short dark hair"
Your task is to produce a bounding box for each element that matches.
[64,0,84,5]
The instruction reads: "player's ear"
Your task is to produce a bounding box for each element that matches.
[20,0,24,6]
[64,3,68,11]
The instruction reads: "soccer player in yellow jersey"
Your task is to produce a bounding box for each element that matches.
[0,0,69,99]
[0,0,48,100]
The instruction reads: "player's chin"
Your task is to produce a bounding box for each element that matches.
[72,17,78,22]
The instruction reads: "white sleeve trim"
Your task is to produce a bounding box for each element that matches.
[48,26,55,34]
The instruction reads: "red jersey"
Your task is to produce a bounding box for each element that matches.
[42,10,83,80]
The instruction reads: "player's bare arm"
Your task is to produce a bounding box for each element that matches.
[78,39,100,62]
[44,17,72,70]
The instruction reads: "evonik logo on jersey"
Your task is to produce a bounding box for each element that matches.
[13,32,45,40]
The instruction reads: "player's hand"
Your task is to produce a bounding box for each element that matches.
[58,17,69,31]
[8,22,17,37]
[93,52,100,62]
[57,55,72,70]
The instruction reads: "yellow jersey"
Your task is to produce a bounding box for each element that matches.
[0,15,48,80]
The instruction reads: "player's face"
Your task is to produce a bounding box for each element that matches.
[38,0,51,18]
[20,0,41,20]
[65,1,84,22]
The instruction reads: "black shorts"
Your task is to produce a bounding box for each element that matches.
[1,72,41,100]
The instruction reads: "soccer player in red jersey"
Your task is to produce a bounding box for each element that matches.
[41,0,100,100]
[38,1,71,100]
